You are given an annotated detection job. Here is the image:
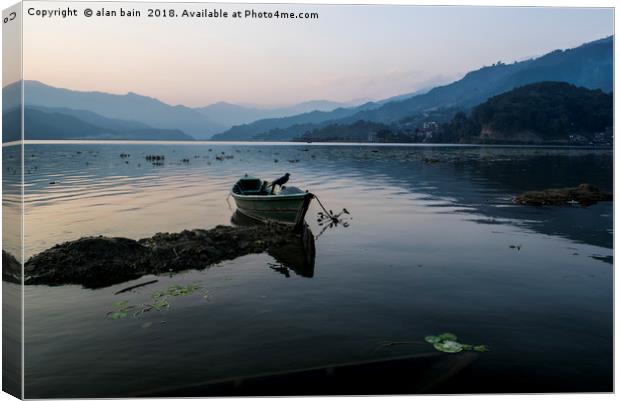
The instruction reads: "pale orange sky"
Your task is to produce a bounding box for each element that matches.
[22,2,613,107]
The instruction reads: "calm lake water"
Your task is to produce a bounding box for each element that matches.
[6,142,613,396]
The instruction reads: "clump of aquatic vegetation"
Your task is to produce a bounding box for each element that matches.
[376,332,489,354]
[145,154,166,166]
[317,208,350,226]
[153,283,201,298]
[108,300,135,320]
[315,207,351,239]
[108,282,206,319]
[424,333,489,353]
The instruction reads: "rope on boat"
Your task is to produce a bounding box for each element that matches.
[312,193,334,219]
[312,193,350,223]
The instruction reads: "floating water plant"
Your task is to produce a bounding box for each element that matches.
[153,282,201,298]
[315,206,351,239]
[108,282,204,319]
[375,332,489,354]
[108,300,135,319]
[425,333,489,353]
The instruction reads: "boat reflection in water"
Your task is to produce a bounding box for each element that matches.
[231,210,316,278]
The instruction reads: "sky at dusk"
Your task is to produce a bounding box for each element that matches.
[21,2,613,107]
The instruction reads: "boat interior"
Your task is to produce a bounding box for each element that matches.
[233,177,271,196]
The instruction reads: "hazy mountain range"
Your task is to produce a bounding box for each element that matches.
[213,35,613,141]
[2,107,195,142]
[5,80,225,140]
[2,82,368,141]
[1,36,612,142]
[195,99,365,128]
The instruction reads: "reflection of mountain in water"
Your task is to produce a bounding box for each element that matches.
[19,144,613,255]
[295,146,613,249]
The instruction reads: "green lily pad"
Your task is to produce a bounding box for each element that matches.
[110,282,205,319]
[473,345,489,352]
[152,299,170,311]
[160,283,201,297]
[109,311,128,319]
[424,333,489,354]
[433,340,463,353]
[438,332,458,341]
[424,335,441,344]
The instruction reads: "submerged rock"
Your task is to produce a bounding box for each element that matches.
[514,183,612,207]
[23,224,313,288]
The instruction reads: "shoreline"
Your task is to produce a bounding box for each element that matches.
[5,139,614,150]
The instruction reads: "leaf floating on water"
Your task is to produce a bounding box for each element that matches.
[433,340,463,353]
[107,300,134,319]
[424,333,489,354]
[152,299,170,311]
[438,332,458,341]
[109,311,129,319]
[424,335,441,344]
[108,282,204,320]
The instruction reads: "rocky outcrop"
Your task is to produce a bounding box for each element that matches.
[24,224,313,288]
[515,183,612,207]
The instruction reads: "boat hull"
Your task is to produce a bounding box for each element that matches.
[231,192,313,227]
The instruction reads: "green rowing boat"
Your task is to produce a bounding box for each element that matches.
[231,175,313,230]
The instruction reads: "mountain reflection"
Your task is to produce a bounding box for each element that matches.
[17,143,613,260]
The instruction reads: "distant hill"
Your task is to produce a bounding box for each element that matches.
[297,82,613,145]
[213,35,613,142]
[10,81,224,139]
[30,106,151,132]
[340,36,612,125]
[9,107,195,141]
[211,101,382,141]
[297,120,392,142]
[195,99,357,127]
[468,81,612,142]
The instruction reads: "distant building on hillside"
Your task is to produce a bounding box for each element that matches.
[422,121,440,132]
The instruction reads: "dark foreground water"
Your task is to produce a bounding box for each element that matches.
[7,143,613,396]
